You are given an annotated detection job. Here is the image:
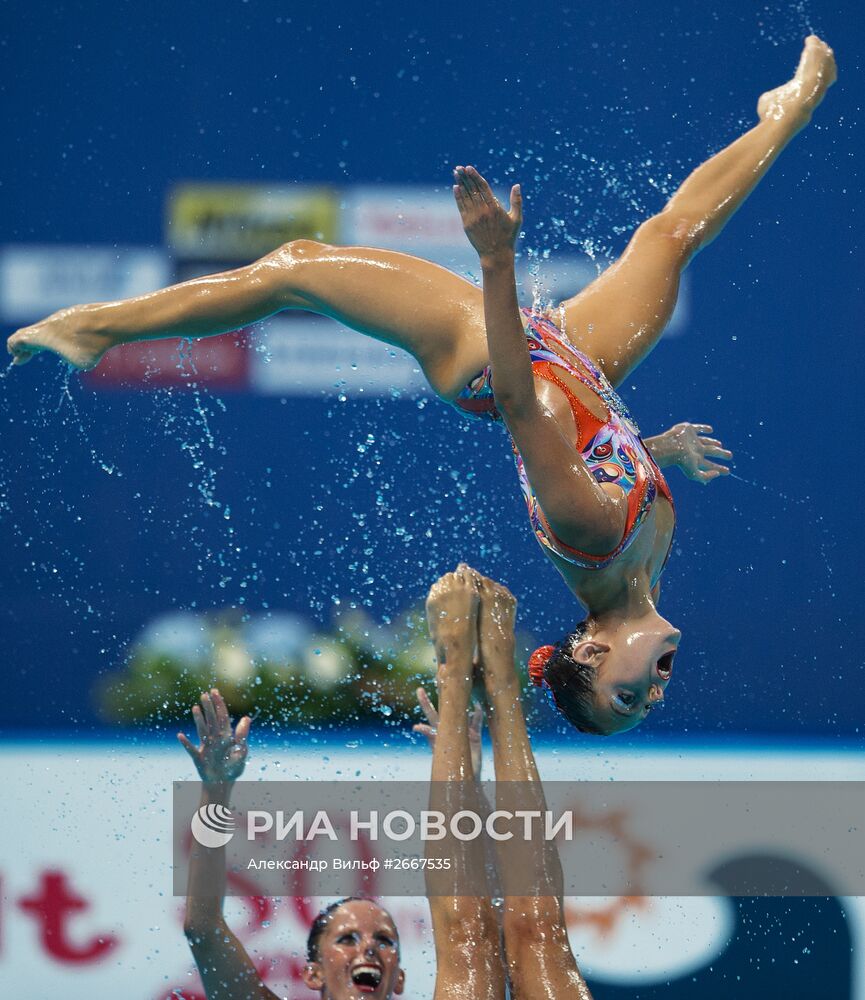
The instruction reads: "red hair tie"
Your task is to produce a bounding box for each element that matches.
[528,645,555,688]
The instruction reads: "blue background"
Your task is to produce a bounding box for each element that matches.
[1,0,863,741]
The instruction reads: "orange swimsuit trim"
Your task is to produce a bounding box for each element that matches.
[454,309,674,573]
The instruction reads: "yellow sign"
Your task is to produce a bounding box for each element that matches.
[166,185,339,260]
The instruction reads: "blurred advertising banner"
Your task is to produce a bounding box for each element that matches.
[82,330,253,391]
[2,742,861,997]
[166,184,339,260]
[249,315,425,396]
[0,245,169,325]
[341,185,473,256]
[79,316,426,393]
[0,181,689,389]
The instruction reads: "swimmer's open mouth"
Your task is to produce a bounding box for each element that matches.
[352,965,383,992]
[657,652,675,680]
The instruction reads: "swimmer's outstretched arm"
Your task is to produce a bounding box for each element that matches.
[473,572,593,1000]
[424,567,506,1000]
[644,422,733,483]
[454,166,623,555]
[453,166,530,411]
[178,690,280,1000]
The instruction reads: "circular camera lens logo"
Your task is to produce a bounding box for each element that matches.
[191,803,236,848]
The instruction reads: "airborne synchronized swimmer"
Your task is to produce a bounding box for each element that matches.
[8,37,836,735]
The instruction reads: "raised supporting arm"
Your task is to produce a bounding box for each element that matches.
[178,689,279,1000]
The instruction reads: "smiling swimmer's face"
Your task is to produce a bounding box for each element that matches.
[303,899,405,1000]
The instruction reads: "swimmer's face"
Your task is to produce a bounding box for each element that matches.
[576,616,680,735]
[303,899,404,1000]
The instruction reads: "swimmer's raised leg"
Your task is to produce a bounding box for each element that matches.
[424,568,506,1000]
[7,242,490,399]
[561,35,836,385]
[474,573,593,1000]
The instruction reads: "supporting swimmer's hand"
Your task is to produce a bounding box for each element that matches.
[425,564,481,664]
[413,686,484,779]
[648,423,733,484]
[453,165,522,266]
[178,688,251,785]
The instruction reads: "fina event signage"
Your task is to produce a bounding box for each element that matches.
[166,184,340,260]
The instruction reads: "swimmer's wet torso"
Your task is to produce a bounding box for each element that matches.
[531,343,677,604]
[545,487,675,607]
[455,305,677,606]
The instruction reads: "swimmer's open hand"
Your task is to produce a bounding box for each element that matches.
[178,688,250,784]
[413,686,484,779]
[649,422,733,484]
[453,165,522,265]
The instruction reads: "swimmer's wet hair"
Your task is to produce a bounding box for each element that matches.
[306,897,399,962]
[542,621,605,736]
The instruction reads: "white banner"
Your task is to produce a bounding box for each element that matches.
[3,741,863,997]
[249,315,426,396]
[0,246,169,325]
[341,186,471,254]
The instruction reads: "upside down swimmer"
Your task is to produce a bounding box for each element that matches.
[12,37,836,736]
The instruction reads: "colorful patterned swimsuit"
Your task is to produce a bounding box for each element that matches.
[455,309,674,574]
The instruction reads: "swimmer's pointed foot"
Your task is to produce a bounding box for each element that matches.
[7,305,113,371]
[7,340,39,366]
[757,35,836,126]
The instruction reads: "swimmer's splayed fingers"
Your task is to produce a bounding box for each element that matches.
[177,688,250,784]
[7,38,835,738]
[452,165,522,266]
[645,422,733,485]
[414,686,485,779]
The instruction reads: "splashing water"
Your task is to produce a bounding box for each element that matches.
[729,470,834,592]
[174,338,222,509]
[54,365,123,478]
[728,470,809,508]
[757,1,817,47]
[0,336,266,651]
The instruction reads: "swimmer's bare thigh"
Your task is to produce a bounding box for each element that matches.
[556,213,689,388]
[277,241,490,399]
